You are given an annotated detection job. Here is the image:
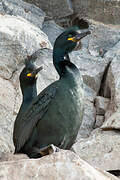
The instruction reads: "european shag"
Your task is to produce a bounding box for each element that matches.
[14,27,91,158]
[13,62,43,146]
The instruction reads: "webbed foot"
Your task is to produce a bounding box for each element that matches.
[33,144,60,157]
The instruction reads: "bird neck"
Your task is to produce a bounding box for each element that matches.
[53,48,78,77]
[21,83,37,104]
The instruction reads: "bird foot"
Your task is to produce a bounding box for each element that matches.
[39,144,60,156]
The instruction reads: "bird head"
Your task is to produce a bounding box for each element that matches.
[53,26,91,54]
[53,26,91,76]
[20,62,43,87]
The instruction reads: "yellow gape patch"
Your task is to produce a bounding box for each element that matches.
[67,37,77,42]
[27,73,32,77]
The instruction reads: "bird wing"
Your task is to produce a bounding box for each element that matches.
[14,83,58,153]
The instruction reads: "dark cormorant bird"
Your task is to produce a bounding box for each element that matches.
[13,62,43,146]
[14,27,91,158]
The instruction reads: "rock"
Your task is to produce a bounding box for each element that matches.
[104,40,120,61]
[73,129,120,172]
[78,100,96,138]
[88,20,120,58]
[0,150,118,180]
[104,54,120,111]
[23,0,73,18]
[84,83,96,102]
[72,0,120,25]
[95,96,110,115]
[42,20,64,46]
[1,0,45,28]
[70,51,107,94]
[94,115,104,128]
[23,0,120,25]
[0,14,52,153]
[0,152,28,162]
[102,110,120,130]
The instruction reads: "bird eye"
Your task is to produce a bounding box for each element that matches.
[68,34,73,38]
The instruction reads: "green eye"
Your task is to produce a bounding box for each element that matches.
[68,34,73,38]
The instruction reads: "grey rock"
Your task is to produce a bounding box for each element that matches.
[104,40,120,61]
[88,20,120,58]
[0,15,52,153]
[73,129,120,171]
[0,1,4,14]
[0,150,118,180]
[0,152,28,162]
[94,115,104,128]
[23,0,120,25]
[72,0,120,25]
[84,83,96,102]
[102,110,120,130]
[42,20,64,46]
[95,96,110,115]
[70,51,107,94]
[23,0,73,18]
[77,100,96,138]
[104,53,120,111]
[1,0,45,28]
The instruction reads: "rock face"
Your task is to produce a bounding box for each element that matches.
[0,150,118,180]
[1,0,120,179]
[102,110,120,130]
[0,0,45,28]
[23,0,73,18]
[73,129,120,172]
[95,96,110,116]
[24,0,120,25]
[0,14,52,153]
[42,20,64,46]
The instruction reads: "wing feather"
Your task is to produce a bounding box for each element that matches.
[14,84,58,152]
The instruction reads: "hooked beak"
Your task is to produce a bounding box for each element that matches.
[27,66,43,77]
[75,31,91,41]
[68,31,91,42]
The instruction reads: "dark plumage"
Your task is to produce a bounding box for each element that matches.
[13,62,43,146]
[13,27,91,158]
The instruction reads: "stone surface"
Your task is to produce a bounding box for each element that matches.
[102,110,120,130]
[42,20,64,46]
[94,115,104,128]
[72,0,120,25]
[0,152,28,162]
[78,100,96,138]
[0,14,52,153]
[104,53,120,111]
[88,20,120,58]
[73,129,120,171]
[0,0,45,28]
[70,51,107,94]
[0,150,118,180]
[95,96,110,115]
[23,0,120,25]
[23,0,73,18]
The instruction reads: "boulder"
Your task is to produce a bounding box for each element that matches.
[0,0,45,28]
[72,0,120,25]
[42,20,64,46]
[0,14,52,153]
[23,0,120,25]
[94,115,104,128]
[73,129,120,171]
[104,53,120,111]
[95,96,110,116]
[0,150,118,180]
[78,100,96,138]
[70,51,107,94]
[102,110,120,130]
[23,0,73,18]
